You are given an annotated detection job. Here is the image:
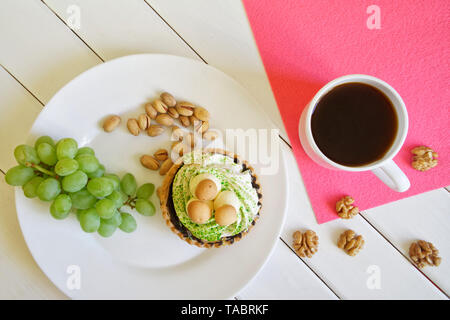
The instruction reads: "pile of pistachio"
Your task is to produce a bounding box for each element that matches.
[102,91,219,175]
[126,92,214,138]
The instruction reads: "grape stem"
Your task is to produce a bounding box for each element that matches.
[124,196,137,209]
[25,162,58,178]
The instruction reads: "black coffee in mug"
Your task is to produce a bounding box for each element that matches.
[311,82,398,167]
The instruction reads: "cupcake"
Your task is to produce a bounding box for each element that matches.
[159,149,262,248]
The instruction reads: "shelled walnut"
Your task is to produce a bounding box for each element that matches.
[409,240,441,268]
[411,146,438,172]
[335,196,359,219]
[292,230,319,258]
[337,230,364,256]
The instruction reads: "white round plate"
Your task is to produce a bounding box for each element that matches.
[16,54,288,299]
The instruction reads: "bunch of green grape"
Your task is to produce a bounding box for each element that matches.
[4,136,156,237]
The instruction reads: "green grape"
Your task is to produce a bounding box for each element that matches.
[109,210,122,226]
[61,170,88,193]
[52,194,72,212]
[14,145,40,166]
[95,198,116,219]
[36,178,61,201]
[136,183,155,200]
[87,177,114,198]
[56,138,78,160]
[104,173,120,190]
[78,208,100,233]
[50,194,72,219]
[119,212,137,233]
[98,218,117,237]
[34,135,55,149]
[75,154,99,173]
[87,164,105,179]
[22,176,44,198]
[36,142,57,166]
[50,207,70,221]
[5,165,35,186]
[76,147,95,156]
[120,173,137,196]
[76,208,86,221]
[135,199,155,216]
[70,188,97,209]
[106,190,127,208]
[54,158,79,176]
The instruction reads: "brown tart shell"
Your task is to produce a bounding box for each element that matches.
[158,148,262,248]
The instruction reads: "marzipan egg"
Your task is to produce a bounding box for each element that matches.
[204,199,214,211]
[215,204,237,226]
[186,199,212,224]
[213,190,241,212]
[195,179,219,201]
[189,173,221,199]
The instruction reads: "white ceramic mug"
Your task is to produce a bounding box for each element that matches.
[299,74,410,192]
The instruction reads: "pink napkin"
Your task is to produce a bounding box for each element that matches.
[243,0,450,223]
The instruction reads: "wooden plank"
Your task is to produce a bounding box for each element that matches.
[42,0,198,61]
[145,0,286,138]
[280,142,447,299]
[0,67,65,298]
[0,178,66,299]
[0,67,42,172]
[0,0,197,105]
[237,240,338,299]
[361,188,450,296]
[0,0,100,104]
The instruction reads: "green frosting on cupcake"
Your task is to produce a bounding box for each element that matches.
[172,151,260,242]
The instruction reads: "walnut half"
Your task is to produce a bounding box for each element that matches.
[337,230,364,256]
[293,230,319,258]
[411,146,438,172]
[409,240,441,268]
[336,196,359,219]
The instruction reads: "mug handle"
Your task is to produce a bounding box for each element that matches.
[371,160,410,192]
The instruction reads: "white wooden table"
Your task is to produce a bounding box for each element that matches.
[0,0,448,300]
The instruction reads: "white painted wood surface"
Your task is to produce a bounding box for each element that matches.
[0,67,42,171]
[43,0,199,62]
[281,146,447,299]
[361,189,450,294]
[0,0,100,104]
[0,0,448,299]
[0,175,65,299]
[236,240,338,300]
